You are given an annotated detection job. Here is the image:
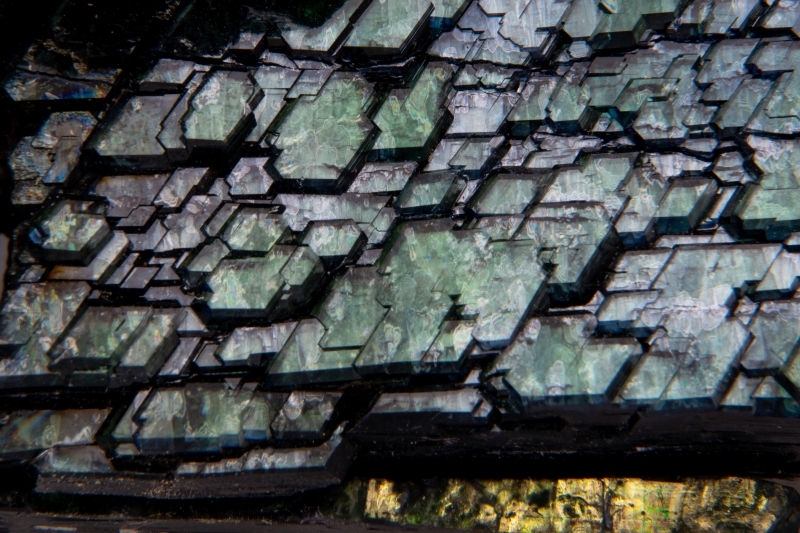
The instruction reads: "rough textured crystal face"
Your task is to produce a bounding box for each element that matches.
[204,249,291,317]
[343,0,434,54]
[372,62,456,159]
[5,0,800,524]
[273,72,376,188]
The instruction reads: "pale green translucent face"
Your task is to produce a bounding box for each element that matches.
[655,178,718,234]
[270,319,361,386]
[303,220,364,260]
[51,307,152,371]
[344,0,432,51]
[470,174,544,215]
[223,209,289,252]
[205,251,292,316]
[134,385,271,452]
[35,201,110,261]
[495,315,641,404]
[96,96,179,157]
[116,310,184,383]
[0,410,109,455]
[183,71,258,148]
[274,72,375,184]
[396,170,465,214]
[373,63,455,159]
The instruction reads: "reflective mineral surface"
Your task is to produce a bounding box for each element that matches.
[3,0,800,529]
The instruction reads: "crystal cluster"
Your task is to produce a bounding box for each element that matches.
[2,0,800,504]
